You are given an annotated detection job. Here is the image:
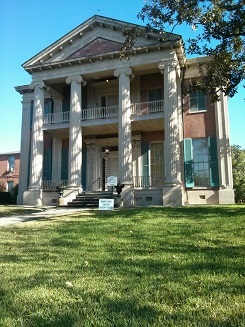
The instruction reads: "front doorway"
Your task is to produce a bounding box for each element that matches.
[101,152,118,190]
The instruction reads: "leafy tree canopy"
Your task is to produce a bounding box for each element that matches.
[232,145,245,203]
[123,0,245,101]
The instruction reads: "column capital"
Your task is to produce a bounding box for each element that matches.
[30,81,47,90]
[66,75,87,86]
[114,67,133,78]
[158,60,178,73]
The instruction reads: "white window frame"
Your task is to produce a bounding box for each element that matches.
[189,92,206,113]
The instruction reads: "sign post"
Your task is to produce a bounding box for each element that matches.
[99,199,114,216]
[107,176,117,187]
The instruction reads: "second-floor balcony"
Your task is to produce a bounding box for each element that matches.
[43,100,164,125]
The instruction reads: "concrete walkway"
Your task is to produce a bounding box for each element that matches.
[0,207,85,227]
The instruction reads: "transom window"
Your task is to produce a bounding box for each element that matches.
[190,92,206,112]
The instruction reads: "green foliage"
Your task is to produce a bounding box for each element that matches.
[0,206,245,326]
[232,145,245,203]
[125,0,245,100]
[0,181,6,192]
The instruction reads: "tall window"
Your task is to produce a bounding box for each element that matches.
[190,92,206,112]
[7,181,14,192]
[8,156,15,172]
[184,137,219,188]
[148,88,163,102]
[150,142,164,180]
[142,142,164,187]
[193,139,210,186]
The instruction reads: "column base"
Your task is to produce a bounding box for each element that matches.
[218,189,235,204]
[121,184,134,207]
[23,189,43,206]
[163,184,183,206]
[17,192,24,205]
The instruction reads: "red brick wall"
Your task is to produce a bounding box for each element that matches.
[140,73,163,102]
[183,79,216,138]
[0,153,20,189]
[141,131,164,142]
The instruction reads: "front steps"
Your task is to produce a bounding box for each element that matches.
[67,191,114,208]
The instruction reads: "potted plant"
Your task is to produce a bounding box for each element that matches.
[114,181,125,197]
[56,180,66,198]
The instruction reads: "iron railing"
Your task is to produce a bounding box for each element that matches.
[43,111,70,124]
[133,176,163,188]
[131,100,164,116]
[43,100,164,125]
[81,106,119,120]
[42,180,67,191]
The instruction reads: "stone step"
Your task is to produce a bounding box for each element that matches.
[67,191,114,208]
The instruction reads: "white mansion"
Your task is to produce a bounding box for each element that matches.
[16,15,234,207]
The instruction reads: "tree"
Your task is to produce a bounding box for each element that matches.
[123,0,245,101]
[0,181,6,192]
[232,145,245,203]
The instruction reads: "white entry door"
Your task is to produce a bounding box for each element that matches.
[108,156,118,179]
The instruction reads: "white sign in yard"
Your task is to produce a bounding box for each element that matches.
[107,176,117,186]
[99,199,114,210]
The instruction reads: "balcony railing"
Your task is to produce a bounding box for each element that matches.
[42,180,67,191]
[131,100,164,116]
[43,100,164,125]
[133,176,163,188]
[81,106,119,120]
[44,111,70,124]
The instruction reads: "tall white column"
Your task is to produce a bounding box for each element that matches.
[159,60,183,205]
[66,75,86,189]
[215,91,234,203]
[29,82,45,189]
[114,68,133,183]
[17,92,32,204]
[114,67,134,206]
[52,96,63,183]
[23,82,45,206]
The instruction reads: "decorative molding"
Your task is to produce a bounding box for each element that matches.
[114,67,133,78]
[66,75,86,85]
[158,60,178,74]
[29,81,47,90]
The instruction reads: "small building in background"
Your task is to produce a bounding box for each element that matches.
[0,151,20,192]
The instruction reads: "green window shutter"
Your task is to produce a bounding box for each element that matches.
[82,146,87,189]
[61,148,68,180]
[43,149,52,180]
[184,138,194,188]
[142,142,149,176]
[209,137,219,187]
[141,142,149,187]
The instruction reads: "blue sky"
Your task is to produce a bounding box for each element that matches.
[0,0,244,153]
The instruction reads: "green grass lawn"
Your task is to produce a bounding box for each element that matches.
[0,206,42,217]
[0,206,244,327]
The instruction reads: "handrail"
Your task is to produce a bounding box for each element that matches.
[87,177,101,191]
[131,100,164,116]
[43,100,164,125]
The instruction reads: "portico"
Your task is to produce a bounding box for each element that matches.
[16,15,234,207]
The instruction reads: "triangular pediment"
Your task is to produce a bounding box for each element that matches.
[22,15,182,71]
[68,38,123,59]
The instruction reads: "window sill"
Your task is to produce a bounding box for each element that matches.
[188,110,207,114]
